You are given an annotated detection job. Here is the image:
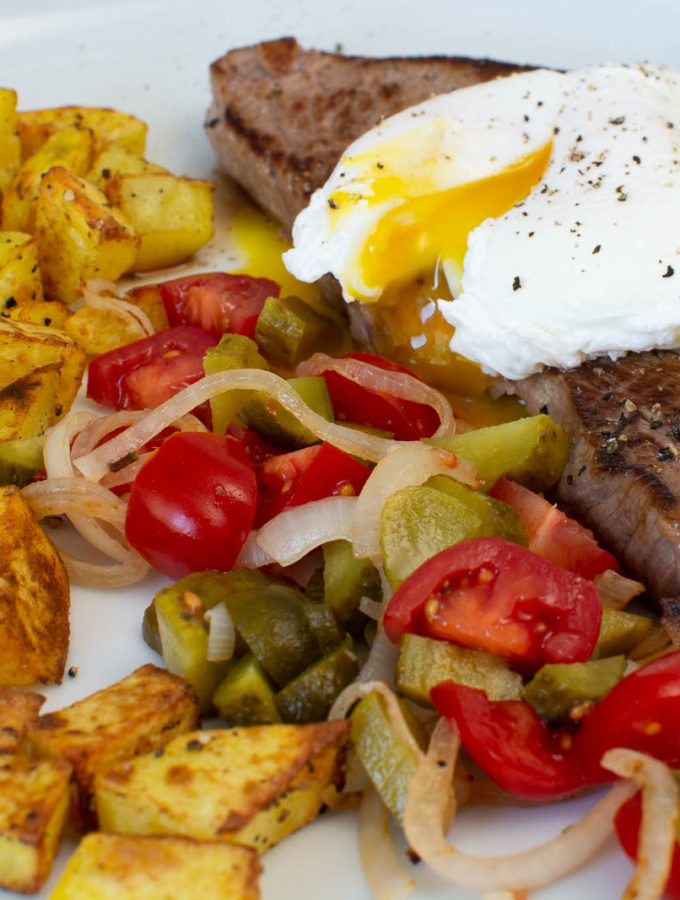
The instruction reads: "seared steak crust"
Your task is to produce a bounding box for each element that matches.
[206,38,531,232]
[509,351,680,599]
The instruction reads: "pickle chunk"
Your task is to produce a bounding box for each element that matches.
[593,607,655,659]
[524,656,626,722]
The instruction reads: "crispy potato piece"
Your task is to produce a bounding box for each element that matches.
[2,126,94,232]
[34,166,139,303]
[24,664,200,827]
[0,687,44,753]
[0,231,44,309]
[0,89,21,192]
[0,754,72,893]
[50,833,261,900]
[125,282,169,332]
[95,720,350,853]
[18,106,147,159]
[87,139,166,190]
[0,485,70,686]
[0,318,86,415]
[105,172,214,272]
[63,305,147,356]
[0,363,63,441]
[5,298,71,329]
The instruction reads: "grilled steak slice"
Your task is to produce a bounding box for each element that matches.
[506,351,680,600]
[206,38,531,233]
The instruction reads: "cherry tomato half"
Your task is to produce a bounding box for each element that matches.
[87,325,216,411]
[322,352,440,440]
[382,537,602,671]
[490,475,620,580]
[160,272,280,340]
[431,681,586,800]
[615,787,680,899]
[574,651,680,781]
[125,431,257,579]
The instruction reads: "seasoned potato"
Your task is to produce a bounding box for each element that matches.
[24,664,200,827]
[125,282,169,331]
[17,106,147,159]
[33,166,139,303]
[95,720,350,853]
[0,89,21,192]
[0,231,44,309]
[0,687,44,753]
[0,363,63,441]
[2,126,94,232]
[5,298,71,330]
[63,306,148,356]
[49,833,261,900]
[0,754,72,894]
[87,140,167,190]
[105,172,215,271]
[0,485,70,686]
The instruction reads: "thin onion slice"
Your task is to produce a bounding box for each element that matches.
[74,370,408,482]
[351,442,477,562]
[57,548,150,588]
[255,496,357,567]
[205,602,236,662]
[594,569,645,610]
[358,785,415,900]
[402,722,637,892]
[44,411,100,479]
[357,623,399,685]
[329,681,423,760]
[296,352,456,438]
[602,748,679,900]
[81,279,155,337]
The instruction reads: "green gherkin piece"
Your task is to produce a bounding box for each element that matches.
[0,435,45,487]
[254,294,350,367]
[322,539,380,630]
[299,595,345,657]
[240,375,333,448]
[426,413,571,492]
[274,638,359,723]
[524,656,626,722]
[203,333,269,434]
[592,607,656,659]
[212,653,281,726]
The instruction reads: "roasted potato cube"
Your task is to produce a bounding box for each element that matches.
[18,106,147,159]
[0,89,21,192]
[0,363,63,441]
[0,318,86,415]
[95,720,350,853]
[0,231,44,309]
[0,754,72,894]
[0,485,69,686]
[34,166,139,303]
[105,172,214,271]
[63,306,148,356]
[87,139,167,189]
[2,126,94,232]
[49,833,261,900]
[0,687,44,753]
[5,299,71,330]
[24,664,200,827]
[125,282,169,331]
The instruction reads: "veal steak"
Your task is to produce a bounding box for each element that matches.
[507,351,680,601]
[205,38,531,233]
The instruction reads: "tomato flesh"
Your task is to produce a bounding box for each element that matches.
[615,788,680,899]
[432,681,586,800]
[382,537,602,671]
[125,431,257,579]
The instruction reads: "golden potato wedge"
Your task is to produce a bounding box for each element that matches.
[0,89,21,192]
[0,318,86,414]
[0,754,72,894]
[0,484,70,686]
[125,282,169,332]
[50,833,261,900]
[95,720,350,853]
[105,172,214,272]
[0,363,63,441]
[87,139,166,190]
[63,305,147,356]
[34,166,139,303]
[0,687,45,753]
[0,231,43,310]
[5,298,71,329]
[2,126,94,232]
[18,106,147,159]
[24,664,200,827]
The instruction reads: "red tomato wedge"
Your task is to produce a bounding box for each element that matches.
[87,325,216,411]
[125,431,257,580]
[615,788,680,899]
[322,352,440,440]
[255,442,372,526]
[160,272,280,340]
[574,651,680,781]
[489,475,620,580]
[431,681,586,800]
[382,537,602,671]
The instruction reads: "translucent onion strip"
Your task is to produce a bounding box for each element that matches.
[402,724,637,892]
[358,785,415,900]
[81,279,155,337]
[296,352,456,438]
[357,623,399,685]
[255,496,357,566]
[74,370,408,482]
[205,602,236,662]
[595,569,645,610]
[602,748,679,900]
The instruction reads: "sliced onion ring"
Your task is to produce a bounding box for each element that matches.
[358,785,415,900]
[594,569,645,610]
[81,278,155,337]
[255,496,357,567]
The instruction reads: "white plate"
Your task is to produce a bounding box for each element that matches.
[2,2,679,897]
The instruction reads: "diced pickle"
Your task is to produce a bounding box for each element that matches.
[427,413,571,492]
[592,607,656,659]
[0,434,45,487]
[323,540,380,630]
[240,376,333,448]
[274,639,359,723]
[397,633,523,706]
[524,656,626,722]
[254,294,348,367]
[203,333,269,434]
[212,652,281,726]
[141,603,162,655]
[299,595,345,656]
